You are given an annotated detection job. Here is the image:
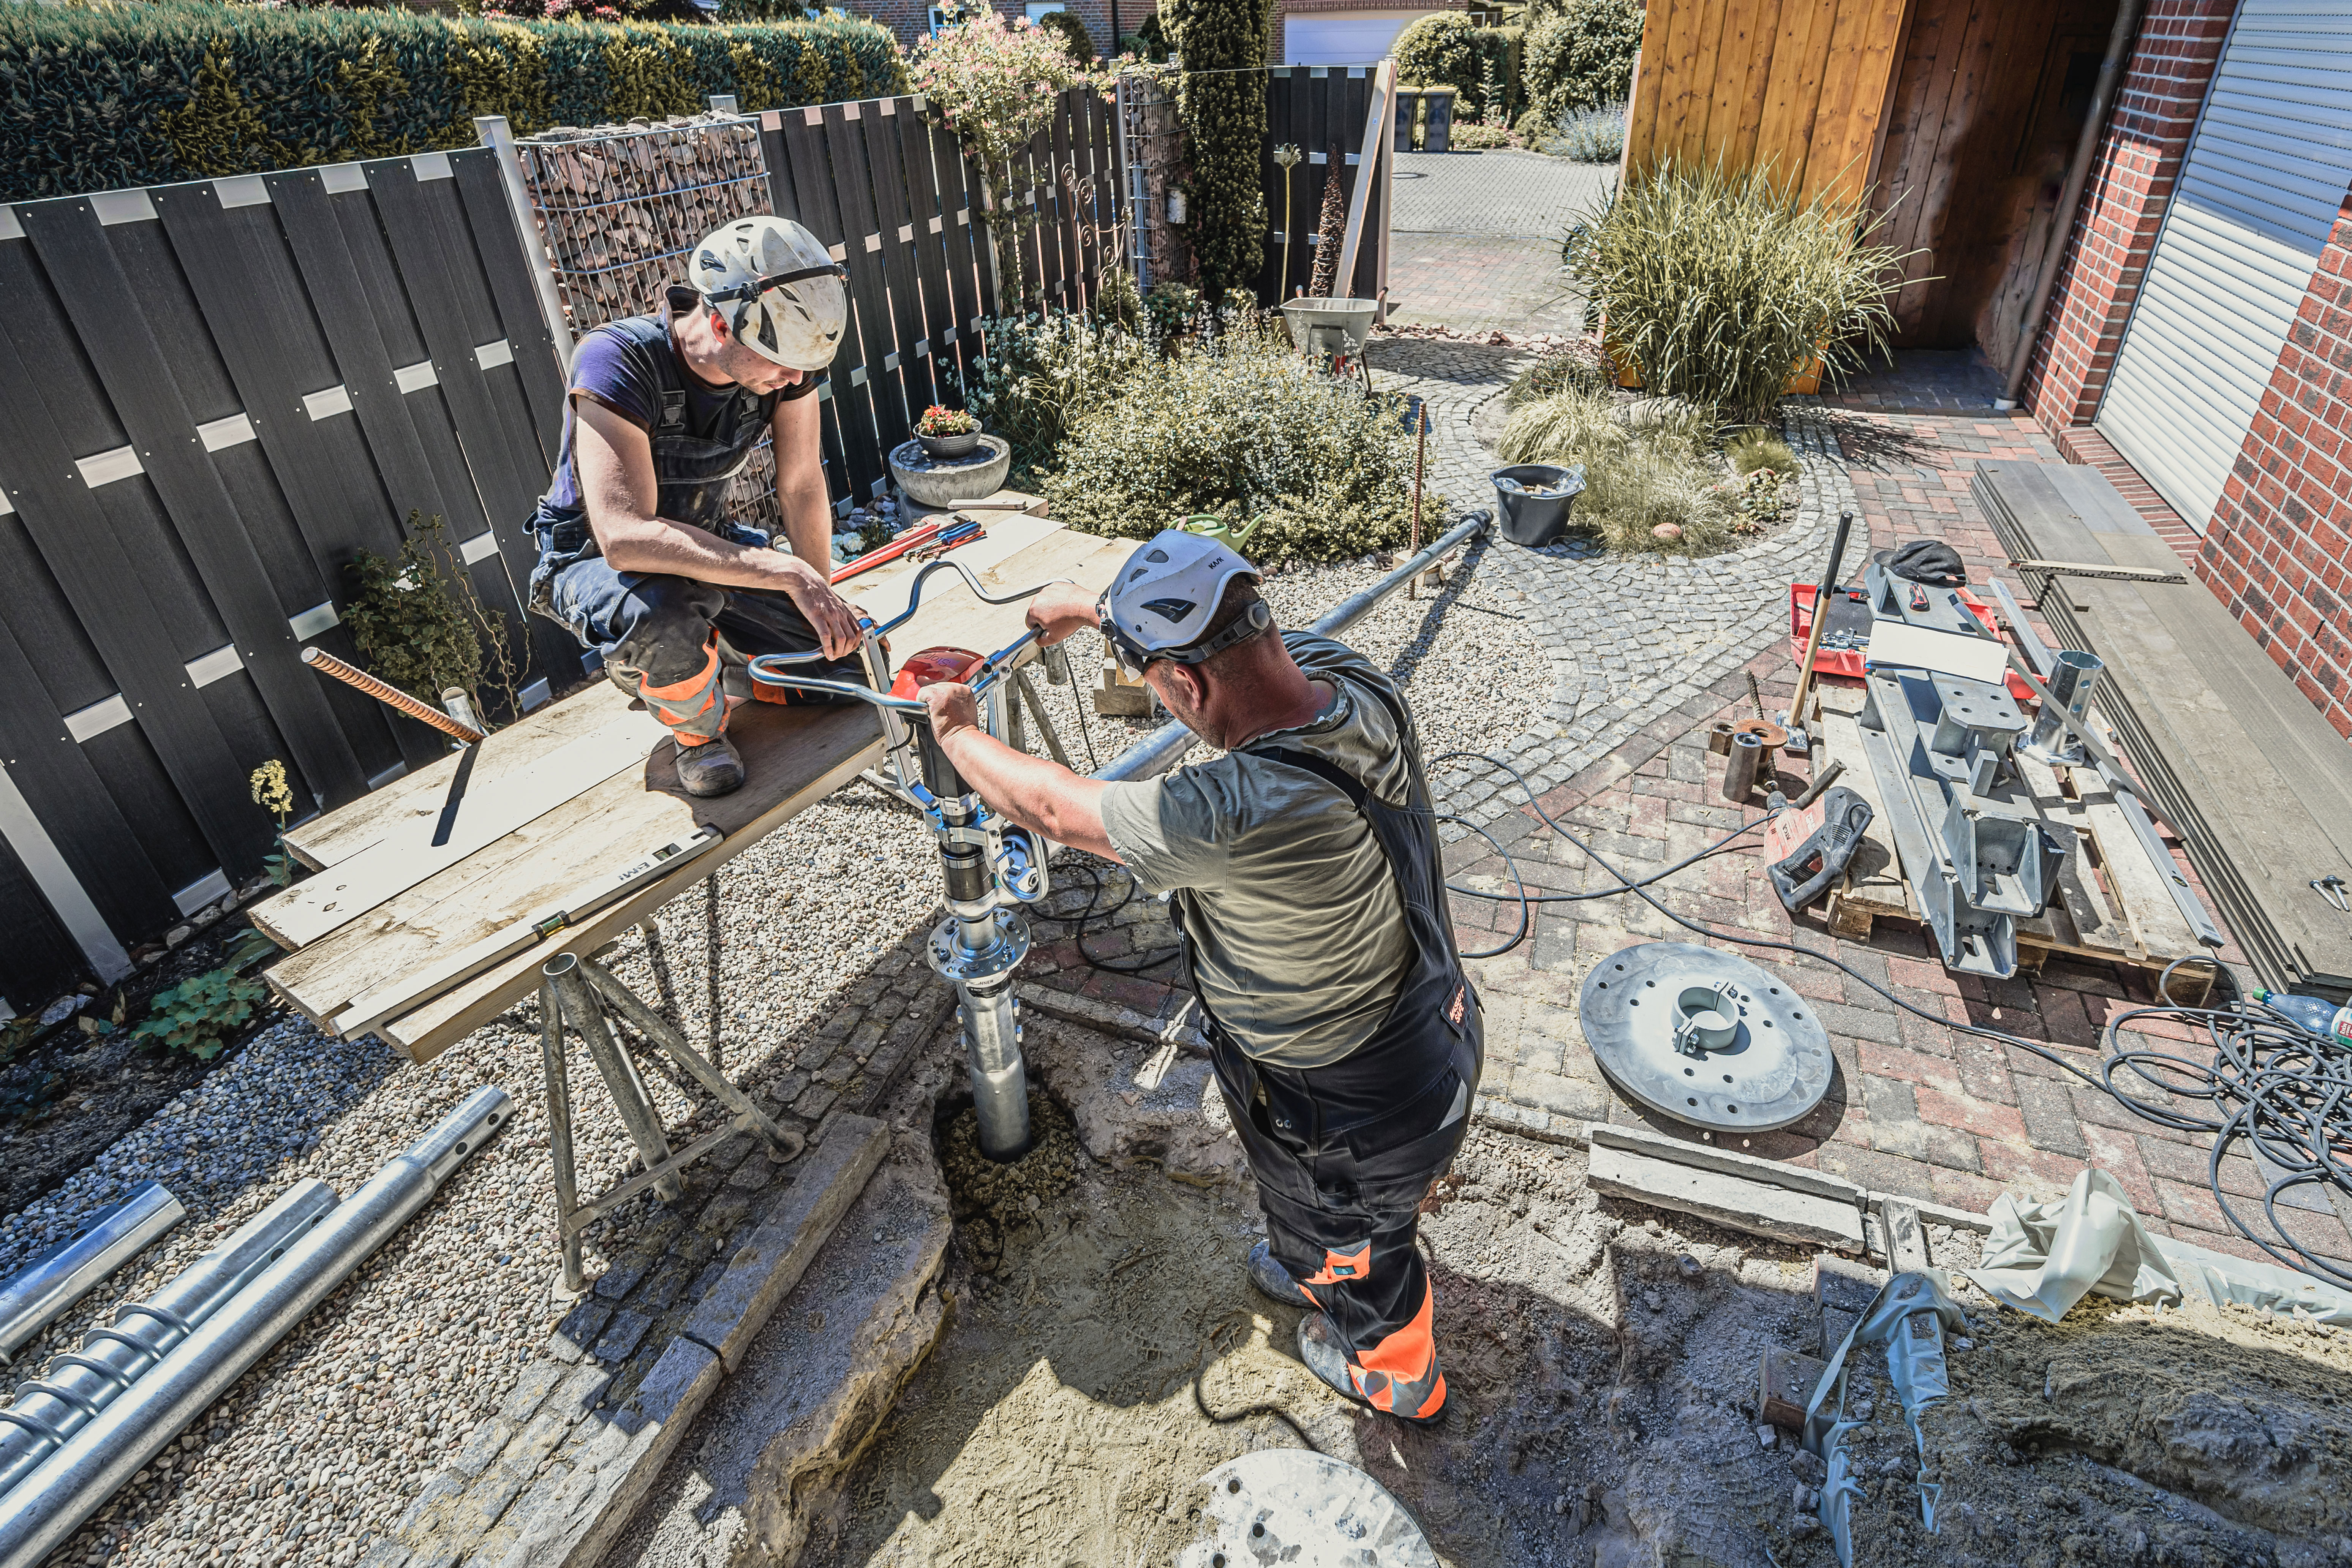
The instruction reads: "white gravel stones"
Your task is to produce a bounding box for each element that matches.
[0,535,1537,1568]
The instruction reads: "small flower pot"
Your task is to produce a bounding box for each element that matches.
[918,428,983,460]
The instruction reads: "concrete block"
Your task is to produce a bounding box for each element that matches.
[448,1417,515,1482]
[1882,1198,1930,1272]
[1585,1143,1867,1249]
[1759,1346,1827,1430]
[679,1113,888,1371]
[1586,1122,1866,1206]
[1813,1253,1886,1318]
[498,1361,568,1426]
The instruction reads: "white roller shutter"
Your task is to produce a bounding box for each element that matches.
[2095,0,2352,533]
[1283,16,1412,65]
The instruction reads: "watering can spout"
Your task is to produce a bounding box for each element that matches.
[1180,513,1267,548]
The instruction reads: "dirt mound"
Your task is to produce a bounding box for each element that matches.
[937,1090,1080,1279]
[1830,1294,2352,1568]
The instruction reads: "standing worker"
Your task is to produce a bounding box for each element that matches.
[914,532,1481,1425]
[528,217,869,798]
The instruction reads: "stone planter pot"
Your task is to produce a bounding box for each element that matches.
[890,434,1013,513]
[918,427,983,460]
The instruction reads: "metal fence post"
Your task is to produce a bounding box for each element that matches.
[474,114,574,375]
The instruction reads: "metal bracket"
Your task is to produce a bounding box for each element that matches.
[2012,558,2186,585]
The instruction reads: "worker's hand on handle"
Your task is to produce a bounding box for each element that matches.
[1024,581,1102,647]
[770,552,865,659]
[917,680,982,743]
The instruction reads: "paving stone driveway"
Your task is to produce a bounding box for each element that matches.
[1384,151,1611,335]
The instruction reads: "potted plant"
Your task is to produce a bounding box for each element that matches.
[917,404,983,459]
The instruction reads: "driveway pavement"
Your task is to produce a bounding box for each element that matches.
[1385,149,1611,336]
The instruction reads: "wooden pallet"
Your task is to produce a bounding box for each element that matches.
[1811,683,2214,1005]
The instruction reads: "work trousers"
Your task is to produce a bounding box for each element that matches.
[1209,1019,1478,1421]
[544,557,864,741]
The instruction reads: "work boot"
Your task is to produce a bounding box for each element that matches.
[671,733,745,798]
[1247,1240,1314,1306]
[1298,1313,1448,1427]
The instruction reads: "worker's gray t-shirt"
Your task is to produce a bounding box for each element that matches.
[1097,632,1414,1069]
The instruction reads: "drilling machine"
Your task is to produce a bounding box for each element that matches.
[748,561,1065,1162]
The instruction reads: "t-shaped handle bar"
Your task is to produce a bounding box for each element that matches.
[746,626,1043,716]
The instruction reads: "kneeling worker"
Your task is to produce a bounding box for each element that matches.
[528,217,869,798]
[915,532,1481,1424]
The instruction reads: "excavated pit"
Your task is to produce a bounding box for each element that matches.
[624,1013,2352,1568]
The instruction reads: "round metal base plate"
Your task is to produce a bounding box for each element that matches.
[1174,1450,1437,1568]
[1578,941,1833,1132]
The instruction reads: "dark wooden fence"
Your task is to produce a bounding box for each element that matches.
[0,74,1382,1009]
[1259,66,1390,306]
[0,149,569,1007]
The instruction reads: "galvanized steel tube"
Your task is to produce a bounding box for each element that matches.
[0,1087,511,1568]
[0,1182,336,1497]
[0,1184,183,1366]
[1093,512,1494,784]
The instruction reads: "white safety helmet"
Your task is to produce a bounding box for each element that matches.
[690,216,848,371]
[1099,530,1269,678]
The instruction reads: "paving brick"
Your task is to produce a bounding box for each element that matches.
[2014,1077,2091,1159]
[1856,1042,1961,1094]
[1913,1086,2026,1147]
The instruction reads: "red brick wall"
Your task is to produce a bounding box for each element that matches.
[2194,198,2352,738]
[2018,0,2235,428]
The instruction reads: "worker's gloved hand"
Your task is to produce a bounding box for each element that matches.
[1025,581,1102,647]
[917,680,981,741]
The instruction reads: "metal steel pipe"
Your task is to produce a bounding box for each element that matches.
[0,1181,335,1497]
[1094,511,1494,783]
[0,1184,182,1367]
[0,1088,510,1568]
[1722,732,1764,802]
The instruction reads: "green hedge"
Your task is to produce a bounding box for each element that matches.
[0,0,907,202]
[1521,0,1642,127]
[1395,13,1521,122]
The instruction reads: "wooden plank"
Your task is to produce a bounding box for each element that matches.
[1626,0,1681,171]
[1814,682,1914,935]
[2010,746,2134,960]
[250,706,667,949]
[1706,0,1763,160]
[0,239,264,871]
[1684,0,1737,166]
[894,102,958,404]
[270,525,1130,1058]
[865,99,935,414]
[1753,0,1832,189]
[790,107,884,499]
[21,198,368,809]
[1805,0,1909,205]
[1049,90,1082,305]
[450,149,570,466]
[928,122,985,365]
[284,674,671,869]
[0,601,174,940]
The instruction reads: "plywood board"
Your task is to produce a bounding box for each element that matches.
[266,524,1131,1061]
[252,707,669,949]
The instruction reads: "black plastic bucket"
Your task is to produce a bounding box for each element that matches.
[1492,463,1586,546]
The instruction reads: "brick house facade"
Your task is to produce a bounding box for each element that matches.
[2021,0,2352,737]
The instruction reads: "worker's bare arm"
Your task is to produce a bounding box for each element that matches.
[920,682,1121,862]
[572,395,860,656]
[1025,581,1103,645]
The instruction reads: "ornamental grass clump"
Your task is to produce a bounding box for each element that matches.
[1496,389,1735,556]
[1043,324,1435,569]
[1565,158,1916,419]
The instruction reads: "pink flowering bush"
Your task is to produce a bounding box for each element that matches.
[909,9,1130,299]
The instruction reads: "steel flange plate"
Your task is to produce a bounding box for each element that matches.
[1578,941,1833,1131]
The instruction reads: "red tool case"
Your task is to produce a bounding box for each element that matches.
[1789,582,2034,701]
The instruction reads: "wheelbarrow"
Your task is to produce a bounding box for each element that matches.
[1280,297,1381,364]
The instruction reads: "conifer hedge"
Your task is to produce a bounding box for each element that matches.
[0,0,907,203]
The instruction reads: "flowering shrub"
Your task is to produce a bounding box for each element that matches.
[917,403,978,436]
[908,11,1116,300]
[960,311,1157,478]
[1042,321,1440,569]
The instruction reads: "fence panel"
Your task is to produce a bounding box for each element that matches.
[1255,65,1389,305]
[0,148,562,1006]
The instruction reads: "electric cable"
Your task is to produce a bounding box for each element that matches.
[1429,749,2352,1289]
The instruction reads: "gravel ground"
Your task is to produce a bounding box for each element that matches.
[0,536,1542,1568]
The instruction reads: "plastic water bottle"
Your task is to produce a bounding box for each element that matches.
[2252,989,2352,1044]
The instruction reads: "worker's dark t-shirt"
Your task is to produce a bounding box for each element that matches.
[540,297,819,515]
